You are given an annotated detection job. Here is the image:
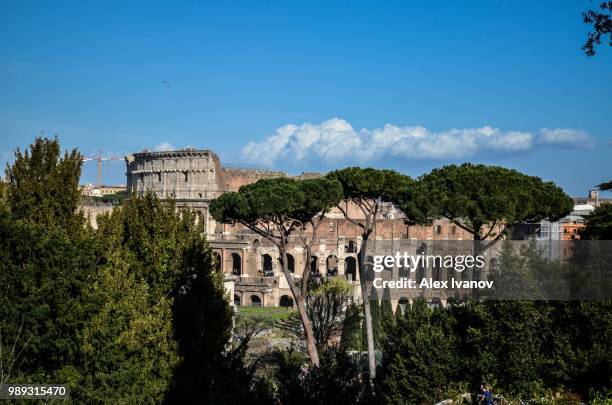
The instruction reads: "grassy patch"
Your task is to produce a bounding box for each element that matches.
[237,306,296,321]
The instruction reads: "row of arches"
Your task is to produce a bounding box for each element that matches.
[233,293,295,308]
[234,294,446,311]
[233,294,261,307]
[217,251,489,283]
[396,297,443,313]
[233,293,445,310]
[214,251,358,280]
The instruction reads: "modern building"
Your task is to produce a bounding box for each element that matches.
[513,197,602,242]
[81,183,126,197]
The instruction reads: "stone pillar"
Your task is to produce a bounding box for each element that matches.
[162,159,167,197]
[174,160,179,197]
[188,158,193,199]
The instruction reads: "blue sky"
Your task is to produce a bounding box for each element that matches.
[1,0,610,196]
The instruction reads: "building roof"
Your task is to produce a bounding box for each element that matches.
[573,204,595,212]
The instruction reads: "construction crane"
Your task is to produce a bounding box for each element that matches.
[82,150,122,187]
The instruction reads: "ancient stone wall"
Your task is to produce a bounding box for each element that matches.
[220,168,287,192]
[124,147,487,308]
[125,149,223,200]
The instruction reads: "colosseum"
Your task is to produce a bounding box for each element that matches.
[125,148,488,309]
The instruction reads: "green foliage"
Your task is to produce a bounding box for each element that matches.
[299,178,346,221]
[238,305,296,321]
[326,167,412,381]
[210,177,303,225]
[5,137,85,232]
[0,181,7,204]
[380,287,394,331]
[93,192,233,403]
[598,180,612,191]
[582,203,612,240]
[306,277,353,351]
[582,1,612,56]
[210,176,344,368]
[95,193,207,300]
[299,350,369,404]
[0,137,240,404]
[0,136,96,388]
[168,232,234,403]
[210,177,343,228]
[376,298,612,403]
[363,288,382,349]
[395,163,574,239]
[0,202,97,384]
[538,301,612,399]
[264,349,368,405]
[569,241,612,300]
[456,301,544,396]
[378,299,457,405]
[486,241,567,300]
[76,257,178,403]
[340,302,363,352]
[1,139,609,405]
[326,167,412,203]
[394,303,404,323]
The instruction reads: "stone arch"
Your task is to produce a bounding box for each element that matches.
[432,263,442,282]
[262,254,273,276]
[345,256,357,281]
[416,266,426,283]
[399,262,411,278]
[398,297,409,314]
[429,297,441,309]
[279,295,294,308]
[213,251,222,272]
[250,295,262,307]
[233,294,241,306]
[253,239,260,250]
[286,253,295,273]
[310,255,319,276]
[326,255,338,276]
[454,259,463,282]
[416,243,427,282]
[231,253,242,276]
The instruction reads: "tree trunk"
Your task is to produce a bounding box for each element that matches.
[361,284,376,379]
[296,294,320,366]
[358,237,376,380]
[279,249,320,367]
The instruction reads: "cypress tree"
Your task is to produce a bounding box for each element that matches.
[363,287,382,349]
[340,302,362,352]
[378,299,456,404]
[5,136,85,232]
[381,286,394,332]
[0,137,96,385]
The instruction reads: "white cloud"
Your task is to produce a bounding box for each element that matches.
[154,141,176,151]
[241,118,540,165]
[538,128,595,148]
